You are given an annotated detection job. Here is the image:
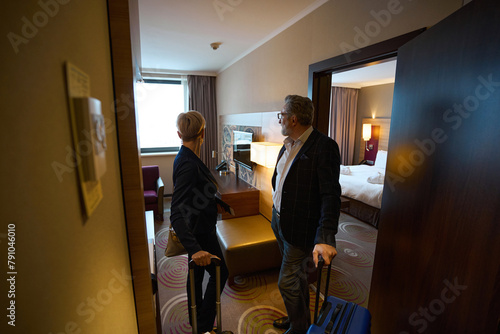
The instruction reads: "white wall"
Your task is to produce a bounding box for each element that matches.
[1,1,137,333]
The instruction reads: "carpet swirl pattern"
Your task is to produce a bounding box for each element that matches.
[156,212,377,333]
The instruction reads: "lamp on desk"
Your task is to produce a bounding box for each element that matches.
[362,124,372,151]
[250,142,282,168]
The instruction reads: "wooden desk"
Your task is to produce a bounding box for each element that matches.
[211,171,259,219]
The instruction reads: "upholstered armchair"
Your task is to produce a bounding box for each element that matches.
[142,165,164,221]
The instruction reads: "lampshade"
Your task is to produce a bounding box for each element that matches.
[362,124,371,141]
[250,142,282,168]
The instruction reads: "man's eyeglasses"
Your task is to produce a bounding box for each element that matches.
[277,112,290,120]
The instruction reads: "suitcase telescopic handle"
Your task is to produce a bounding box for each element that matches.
[188,256,221,269]
[313,255,332,324]
[188,256,223,334]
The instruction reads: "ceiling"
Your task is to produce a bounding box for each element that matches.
[138,0,328,74]
[137,0,396,86]
[331,59,397,88]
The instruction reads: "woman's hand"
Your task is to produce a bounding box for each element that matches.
[191,250,220,266]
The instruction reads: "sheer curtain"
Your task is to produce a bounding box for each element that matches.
[187,75,217,170]
[330,87,359,165]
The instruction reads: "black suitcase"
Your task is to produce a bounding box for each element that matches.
[308,257,371,334]
[188,257,233,334]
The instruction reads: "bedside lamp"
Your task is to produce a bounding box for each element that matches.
[362,124,372,151]
[250,142,282,168]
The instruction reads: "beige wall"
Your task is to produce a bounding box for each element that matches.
[216,0,461,115]
[357,83,395,120]
[1,1,137,333]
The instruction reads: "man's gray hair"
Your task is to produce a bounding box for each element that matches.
[284,95,314,126]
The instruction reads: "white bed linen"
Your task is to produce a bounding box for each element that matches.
[339,164,384,208]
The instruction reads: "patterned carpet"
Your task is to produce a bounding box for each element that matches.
[154,207,377,334]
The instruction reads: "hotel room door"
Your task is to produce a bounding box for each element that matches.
[369,0,500,333]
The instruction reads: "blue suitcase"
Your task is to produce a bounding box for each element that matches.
[307,257,371,334]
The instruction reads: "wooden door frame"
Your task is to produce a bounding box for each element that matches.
[307,28,426,135]
[107,0,158,332]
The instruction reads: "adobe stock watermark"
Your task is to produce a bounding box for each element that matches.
[212,0,243,21]
[385,73,500,192]
[7,0,72,55]
[340,0,410,62]
[48,267,133,334]
[399,277,467,334]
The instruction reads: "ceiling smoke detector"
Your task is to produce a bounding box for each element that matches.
[210,42,222,50]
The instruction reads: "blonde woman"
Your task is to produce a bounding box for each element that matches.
[169,111,229,334]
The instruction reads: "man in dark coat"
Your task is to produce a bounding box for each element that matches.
[271,95,341,334]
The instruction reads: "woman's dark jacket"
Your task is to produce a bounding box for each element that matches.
[170,145,218,255]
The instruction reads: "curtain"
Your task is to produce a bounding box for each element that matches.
[330,87,359,165]
[187,75,218,170]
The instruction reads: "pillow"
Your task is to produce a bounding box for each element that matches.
[374,150,388,169]
[367,171,385,184]
[340,165,351,175]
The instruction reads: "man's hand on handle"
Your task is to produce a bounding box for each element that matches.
[312,244,337,267]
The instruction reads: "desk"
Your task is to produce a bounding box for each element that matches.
[211,171,259,219]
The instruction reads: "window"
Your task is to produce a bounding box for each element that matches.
[136,78,188,153]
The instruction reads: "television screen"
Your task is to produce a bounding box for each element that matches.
[233,130,253,170]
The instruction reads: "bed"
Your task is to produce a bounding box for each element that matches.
[339,150,387,228]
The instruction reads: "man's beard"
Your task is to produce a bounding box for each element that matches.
[281,124,289,137]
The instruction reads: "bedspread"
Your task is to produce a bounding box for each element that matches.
[339,164,385,209]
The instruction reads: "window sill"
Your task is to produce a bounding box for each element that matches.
[141,151,178,157]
